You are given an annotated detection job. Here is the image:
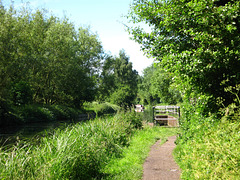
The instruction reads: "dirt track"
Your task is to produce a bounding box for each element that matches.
[143,136,181,180]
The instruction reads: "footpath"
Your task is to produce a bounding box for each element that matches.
[143,136,181,180]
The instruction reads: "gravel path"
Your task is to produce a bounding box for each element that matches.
[143,136,181,180]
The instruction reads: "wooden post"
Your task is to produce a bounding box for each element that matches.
[153,106,155,124]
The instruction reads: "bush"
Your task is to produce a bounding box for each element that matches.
[10,81,33,106]
[19,105,54,122]
[121,111,143,130]
[84,102,120,117]
[175,120,240,179]
[14,104,83,123]
[0,98,21,125]
[46,105,82,121]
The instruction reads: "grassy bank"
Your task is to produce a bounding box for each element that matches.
[0,110,180,179]
[1,102,120,126]
[0,111,142,179]
[0,104,85,126]
[174,102,240,179]
[174,120,240,179]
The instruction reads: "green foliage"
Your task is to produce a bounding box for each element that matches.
[128,0,240,112]
[84,101,121,116]
[10,81,33,106]
[141,104,154,123]
[0,104,83,125]
[98,50,139,107]
[19,105,55,122]
[138,65,182,105]
[175,120,240,179]
[137,66,159,105]
[0,98,20,126]
[121,110,143,130]
[128,1,240,179]
[0,2,103,113]
[0,112,143,179]
[174,85,240,179]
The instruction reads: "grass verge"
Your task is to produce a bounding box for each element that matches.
[102,126,179,180]
[174,121,240,179]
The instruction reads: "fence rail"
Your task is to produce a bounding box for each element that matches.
[153,106,180,127]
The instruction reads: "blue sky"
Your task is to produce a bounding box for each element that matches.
[3,0,154,75]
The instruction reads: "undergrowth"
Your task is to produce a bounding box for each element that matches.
[174,92,240,179]
[0,111,142,179]
[84,101,120,117]
[0,104,84,125]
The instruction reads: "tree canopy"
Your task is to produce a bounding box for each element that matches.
[137,65,182,105]
[127,0,240,113]
[0,3,103,108]
[98,50,139,107]
[0,1,140,119]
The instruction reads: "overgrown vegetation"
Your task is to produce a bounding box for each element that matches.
[175,120,240,179]
[97,51,139,107]
[173,85,240,179]
[84,102,121,117]
[137,65,182,105]
[0,111,143,179]
[128,0,240,179]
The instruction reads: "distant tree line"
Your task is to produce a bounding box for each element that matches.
[0,2,140,122]
[137,65,182,105]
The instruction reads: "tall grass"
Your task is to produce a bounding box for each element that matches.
[174,121,240,179]
[0,111,142,179]
[174,99,240,179]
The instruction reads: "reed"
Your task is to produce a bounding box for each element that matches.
[0,111,141,179]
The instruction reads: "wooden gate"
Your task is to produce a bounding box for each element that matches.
[153,106,180,127]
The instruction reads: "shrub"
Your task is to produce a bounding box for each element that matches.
[10,81,33,106]
[84,102,120,117]
[175,120,240,179]
[19,105,54,122]
[0,98,21,125]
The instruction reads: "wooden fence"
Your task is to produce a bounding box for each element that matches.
[153,106,180,127]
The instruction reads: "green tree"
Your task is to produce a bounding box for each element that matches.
[98,50,139,107]
[97,54,116,101]
[128,0,240,113]
[138,65,182,105]
[0,2,103,109]
[62,27,103,107]
[137,66,157,105]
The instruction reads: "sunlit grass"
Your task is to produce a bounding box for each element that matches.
[174,121,240,179]
[0,112,139,179]
[102,126,179,180]
[0,111,180,180]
